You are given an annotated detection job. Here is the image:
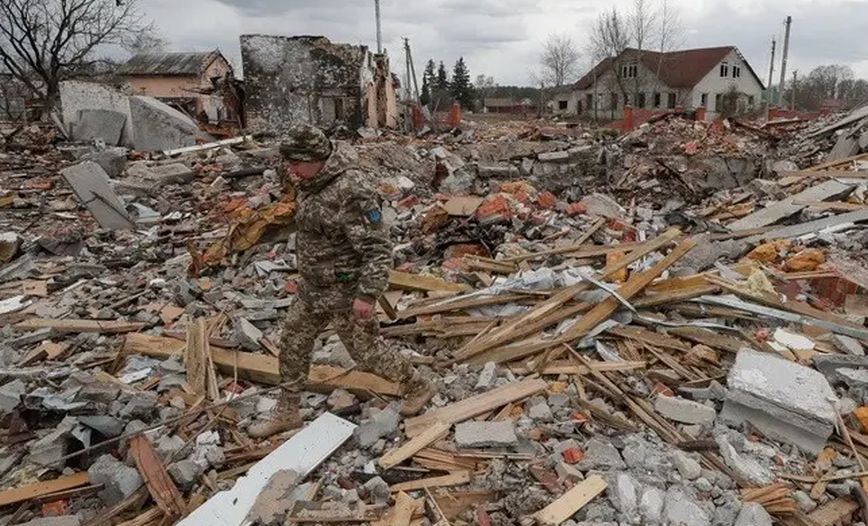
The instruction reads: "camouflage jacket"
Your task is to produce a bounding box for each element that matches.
[294,141,393,309]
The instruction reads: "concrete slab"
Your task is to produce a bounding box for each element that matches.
[454,421,518,448]
[129,96,211,152]
[722,350,837,455]
[654,395,716,425]
[728,179,853,231]
[73,109,126,145]
[59,81,133,146]
[61,161,135,230]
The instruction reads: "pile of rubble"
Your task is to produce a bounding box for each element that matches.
[1,106,868,526]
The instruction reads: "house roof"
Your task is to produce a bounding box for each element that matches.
[119,51,226,77]
[576,46,764,90]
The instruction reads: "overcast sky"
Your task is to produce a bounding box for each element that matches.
[139,0,868,87]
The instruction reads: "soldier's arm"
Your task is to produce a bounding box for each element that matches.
[342,183,394,300]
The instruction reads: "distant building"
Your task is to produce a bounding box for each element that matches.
[574,46,765,120]
[548,85,580,116]
[119,50,235,122]
[483,97,536,115]
[0,73,35,121]
[240,35,399,131]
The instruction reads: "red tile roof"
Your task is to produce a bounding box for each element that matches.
[576,46,764,90]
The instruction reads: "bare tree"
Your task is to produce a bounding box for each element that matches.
[589,8,631,117]
[123,31,168,56]
[540,34,581,87]
[474,74,497,109]
[651,0,684,95]
[0,0,152,110]
[628,0,657,103]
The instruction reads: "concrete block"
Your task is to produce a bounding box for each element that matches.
[640,488,665,524]
[538,150,570,162]
[354,404,400,448]
[672,451,702,480]
[0,379,25,415]
[127,162,195,187]
[575,438,625,471]
[477,164,520,178]
[59,80,133,145]
[654,395,716,425]
[833,334,865,356]
[88,454,143,505]
[722,350,836,455]
[579,193,626,219]
[735,502,773,526]
[715,434,773,485]
[454,421,518,448]
[73,109,126,145]
[129,95,210,152]
[168,459,205,491]
[82,147,128,178]
[61,161,135,230]
[663,487,710,526]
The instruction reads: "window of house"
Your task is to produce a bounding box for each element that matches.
[621,62,638,79]
[667,93,676,109]
[733,65,741,78]
[638,93,646,109]
[720,62,729,77]
[700,93,708,107]
[558,100,568,110]
[624,93,630,107]
[610,93,618,109]
[748,95,755,107]
[715,93,722,111]
[585,93,593,110]
[653,92,661,108]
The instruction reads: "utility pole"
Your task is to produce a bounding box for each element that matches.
[777,15,792,106]
[403,38,420,102]
[374,0,383,54]
[767,36,776,102]
[791,70,798,110]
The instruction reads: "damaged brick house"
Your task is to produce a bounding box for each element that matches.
[240,35,399,132]
[572,46,765,120]
[118,50,238,123]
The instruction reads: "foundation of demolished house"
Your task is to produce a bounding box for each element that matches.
[4,55,868,526]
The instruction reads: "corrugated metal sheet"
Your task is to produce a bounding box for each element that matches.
[119,51,220,76]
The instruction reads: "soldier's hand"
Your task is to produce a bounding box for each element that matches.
[352,297,375,319]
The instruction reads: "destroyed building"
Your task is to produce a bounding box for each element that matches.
[240,34,399,132]
[118,50,236,123]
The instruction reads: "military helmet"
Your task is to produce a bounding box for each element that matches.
[279,124,332,162]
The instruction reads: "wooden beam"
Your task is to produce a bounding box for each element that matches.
[389,471,472,493]
[388,271,470,293]
[404,378,547,437]
[15,318,145,333]
[0,472,89,507]
[129,435,185,519]
[534,474,607,525]
[378,421,450,470]
[125,334,399,395]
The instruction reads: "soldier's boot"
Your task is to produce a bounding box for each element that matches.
[400,372,436,416]
[248,389,303,438]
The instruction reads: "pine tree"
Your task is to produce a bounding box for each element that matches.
[450,57,474,109]
[424,59,436,87]
[420,76,431,106]
[436,61,449,91]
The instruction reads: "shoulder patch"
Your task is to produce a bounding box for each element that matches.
[365,209,382,224]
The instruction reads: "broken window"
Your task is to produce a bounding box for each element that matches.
[621,62,637,79]
[653,92,661,108]
[667,93,676,109]
[610,93,618,109]
[733,65,741,78]
[637,93,646,109]
[585,93,593,111]
[701,93,708,107]
[558,100,568,110]
[624,93,630,107]
[748,95,755,107]
[715,93,722,110]
[720,62,729,77]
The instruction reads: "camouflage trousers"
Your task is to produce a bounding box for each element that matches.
[278,298,416,392]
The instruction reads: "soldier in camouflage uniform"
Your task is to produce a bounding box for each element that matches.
[248,124,435,438]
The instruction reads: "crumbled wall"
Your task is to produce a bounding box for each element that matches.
[241,34,371,132]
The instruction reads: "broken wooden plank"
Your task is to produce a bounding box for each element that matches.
[606,326,691,352]
[307,365,401,397]
[0,472,90,507]
[378,421,450,470]
[185,318,209,398]
[126,334,399,395]
[15,318,145,334]
[404,378,547,437]
[388,270,470,293]
[391,492,416,526]
[129,435,185,519]
[668,327,746,354]
[728,180,854,231]
[508,360,647,376]
[177,413,355,526]
[390,471,472,493]
[17,341,68,366]
[534,474,607,525]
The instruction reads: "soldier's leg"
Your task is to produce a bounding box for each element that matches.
[249,299,328,438]
[279,299,329,388]
[332,312,416,386]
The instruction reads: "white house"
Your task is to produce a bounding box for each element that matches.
[573,46,765,120]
